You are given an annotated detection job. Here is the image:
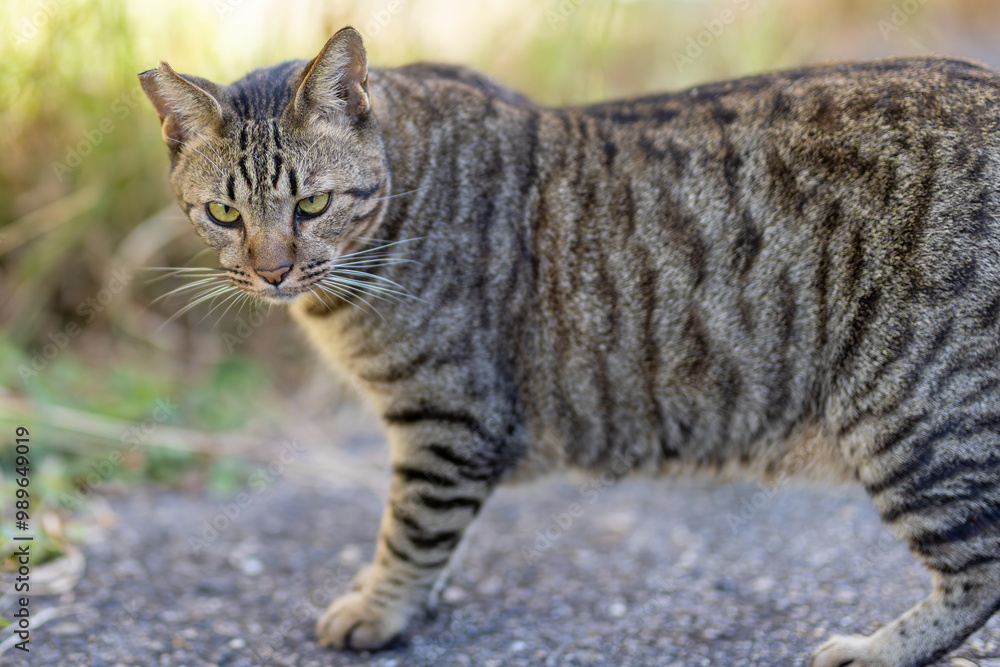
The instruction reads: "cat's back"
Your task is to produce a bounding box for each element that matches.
[580,56,1000,137]
[570,57,1000,212]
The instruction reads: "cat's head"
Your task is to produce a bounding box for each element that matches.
[140,27,390,303]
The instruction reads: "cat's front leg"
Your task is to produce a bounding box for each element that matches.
[316,422,502,650]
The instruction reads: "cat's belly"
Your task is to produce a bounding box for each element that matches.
[510,409,855,486]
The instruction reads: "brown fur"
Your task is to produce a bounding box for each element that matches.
[141,28,1000,665]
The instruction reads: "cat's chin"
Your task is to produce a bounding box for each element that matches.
[246,286,312,305]
[259,292,305,305]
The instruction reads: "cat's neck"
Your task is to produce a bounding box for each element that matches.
[366,69,444,239]
[365,67,539,244]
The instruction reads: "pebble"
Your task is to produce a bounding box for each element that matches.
[442,585,467,603]
[48,621,84,636]
[240,558,264,576]
[608,600,628,617]
[338,543,363,565]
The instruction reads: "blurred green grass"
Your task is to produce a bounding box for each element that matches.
[0,0,998,564]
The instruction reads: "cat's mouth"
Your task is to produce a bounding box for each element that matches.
[251,283,312,303]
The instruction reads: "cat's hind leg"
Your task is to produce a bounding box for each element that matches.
[812,414,1000,666]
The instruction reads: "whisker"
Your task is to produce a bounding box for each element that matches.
[337,237,424,260]
[369,185,429,203]
[306,285,336,314]
[146,266,225,272]
[333,253,409,265]
[235,292,254,319]
[305,136,324,161]
[190,129,224,161]
[349,237,389,246]
[205,288,246,326]
[150,277,229,303]
[317,281,385,322]
[145,268,226,285]
[331,258,417,270]
[328,271,415,295]
[332,269,426,302]
[303,286,332,313]
[166,137,224,175]
[155,284,232,331]
[322,276,403,304]
[189,248,215,263]
[168,284,234,323]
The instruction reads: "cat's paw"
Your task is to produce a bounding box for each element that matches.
[809,634,881,667]
[316,590,407,651]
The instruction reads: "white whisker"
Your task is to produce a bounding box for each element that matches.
[190,129,224,161]
[338,237,424,260]
[332,258,417,269]
[322,276,403,304]
[166,137,224,175]
[146,269,226,286]
[236,293,255,318]
[317,281,385,322]
[206,288,246,326]
[333,269,426,302]
[369,185,430,203]
[305,136,323,160]
[151,277,229,303]
[167,284,234,323]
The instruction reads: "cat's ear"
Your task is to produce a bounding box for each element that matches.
[291,26,371,126]
[139,62,225,147]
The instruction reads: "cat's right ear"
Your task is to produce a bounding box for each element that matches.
[139,62,225,148]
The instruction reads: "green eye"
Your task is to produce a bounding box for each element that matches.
[206,202,241,226]
[296,193,330,216]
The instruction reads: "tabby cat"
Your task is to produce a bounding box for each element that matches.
[140,27,1000,666]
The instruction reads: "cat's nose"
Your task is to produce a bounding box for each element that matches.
[255,264,292,285]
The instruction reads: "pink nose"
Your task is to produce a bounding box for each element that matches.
[256,264,291,285]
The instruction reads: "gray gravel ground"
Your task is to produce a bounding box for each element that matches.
[5,472,1000,667]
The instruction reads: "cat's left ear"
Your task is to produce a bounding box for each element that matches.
[290,26,371,126]
[139,62,226,147]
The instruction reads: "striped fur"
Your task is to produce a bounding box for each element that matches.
[141,27,1000,665]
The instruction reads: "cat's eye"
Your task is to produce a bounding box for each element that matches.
[206,202,241,226]
[296,193,330,217]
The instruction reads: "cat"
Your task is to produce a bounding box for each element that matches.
[140,26,1000,666]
